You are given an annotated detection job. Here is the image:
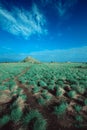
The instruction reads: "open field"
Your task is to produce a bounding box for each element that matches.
[0,62,87,130]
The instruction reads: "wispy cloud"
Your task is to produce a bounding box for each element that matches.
[1,46,12,50]
[56,0,78,16]
[0,4,47,39]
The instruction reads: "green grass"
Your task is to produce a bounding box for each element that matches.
[37,97,46,105]
[54,102,68,116]
[57,80,64,87]
[32,86,41,94]
[84,99,87,105]
[23,110,40,125]
[47,85,55,90]
[0,86,8,91]
[39,80,47,87]
[74,105,82,113]
[0,115,10,127]
[75,115,83,122]
[56,87,64,97]
[0,62,87,128]
[41,90,52,101]
[23,109,47,130]
[68,90,77,98]
[76,86,85,94]
[10,107,23,122]
[42,90,48,95]
[20,94,27,101]
[33,117,47,130]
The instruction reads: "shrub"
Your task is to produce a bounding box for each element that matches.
[23,110,39,125]
[47,95,52,101]
[69,79,78,84]
[32,86,40,94]
[20,94,27,101]
[10,85,18,95]
[34,117,47,130]
[56,87,64,97]
[41,90,48,98]
[23,109,42,125]
[41,90,52,100]
[76,86,85,94]
[9,81,16,86]
[42,94,52,101]
[23,109,47,130]
[37,97,46,105]
[79,79,85,85]
[17,88,23,95]
[0,86,8,91]
[39,81,47,87]
[74,105,82,113]
[75,115,83,122]
[84,99,87,105]
[0,115,10,127]
[8,81,17,90]
[68,90,77,98]
[57,80,64,87]
[47,85,55,90]
[10,107,23,122]
[29,81,36,86]
[71,84,77,90]
[49,80,55,87]
[42,90,48,95]
[10,100,18,110]
[19,77,27,84]
[54,102,68,116]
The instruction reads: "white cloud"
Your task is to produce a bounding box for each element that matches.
[56,0,78,16]
[0,4,47,39]
[29,46,87,62]
[0,46,87,62]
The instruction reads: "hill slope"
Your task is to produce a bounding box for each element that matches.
[22,56,40,63]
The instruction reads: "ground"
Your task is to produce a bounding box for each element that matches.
[0,62,87,130]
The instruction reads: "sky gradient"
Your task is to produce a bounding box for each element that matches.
[0,0,87,62]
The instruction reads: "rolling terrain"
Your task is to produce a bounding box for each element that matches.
[0,60,87,130]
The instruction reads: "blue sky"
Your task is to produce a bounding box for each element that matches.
[0,0,87,62]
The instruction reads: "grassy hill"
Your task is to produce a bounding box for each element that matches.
[22,56,40,63]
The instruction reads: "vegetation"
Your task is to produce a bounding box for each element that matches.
[0,115,10,127]
[37,97,46,105]
[10,107,23,122]
[22,56,40,63]
[75,115,83,122]
[23,109,47,130]
[0,62,87,129]
[33,117,47,130]
[32,86,41,94]
[39,80,47,87]
[74,105,82,113]
[84,99,87,105]
[68,90,77,98]
[54,102,68,116]
[56,87,64,97]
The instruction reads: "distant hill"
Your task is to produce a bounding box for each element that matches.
[22,56,40,63]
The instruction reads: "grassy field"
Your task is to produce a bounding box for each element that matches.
[0,62,87,130]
